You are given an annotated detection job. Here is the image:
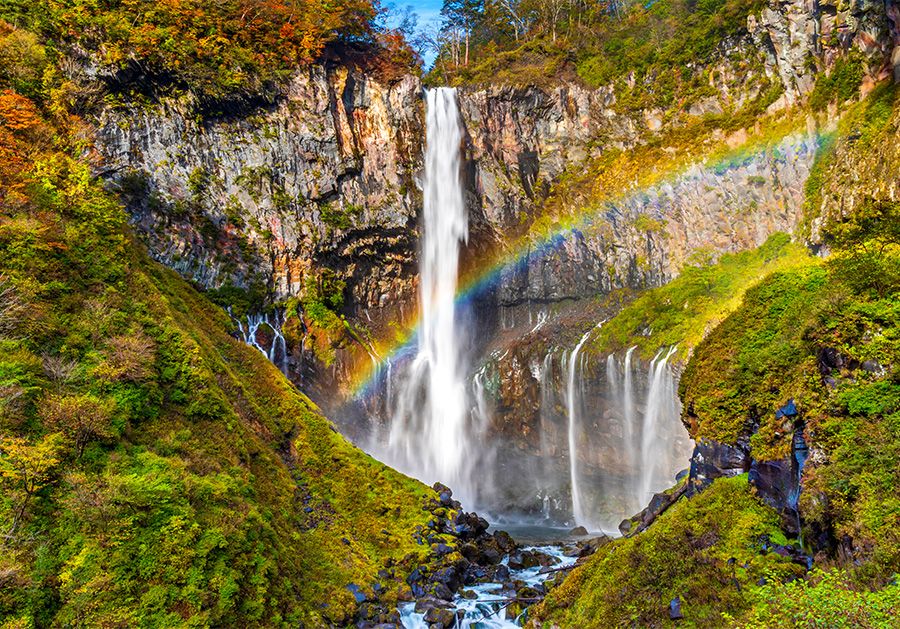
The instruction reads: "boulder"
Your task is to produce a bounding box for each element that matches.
[687,439,751,495]
[413,596,452,614]
[669,596,684,620]
[569,526,588,536]
[423,606,456,626]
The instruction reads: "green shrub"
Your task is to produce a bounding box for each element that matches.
[809,53,866,111]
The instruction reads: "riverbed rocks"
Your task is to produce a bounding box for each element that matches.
[350,483,584,627]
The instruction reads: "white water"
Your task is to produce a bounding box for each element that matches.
[399,545,578,628]
[237,311,288,374]
[383,88,473,498]
[640,346,681,499]
[565,325,600,529]
[605,346,692,508]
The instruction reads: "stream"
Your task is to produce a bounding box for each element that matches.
[398,543,579,628]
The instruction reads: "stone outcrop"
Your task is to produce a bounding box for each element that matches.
[487,130,818,305]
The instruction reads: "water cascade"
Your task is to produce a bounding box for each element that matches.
[640,347,680,499]
[237,311,289,374]
[381,88,474,498]
[565,325,600,528]
[605,347,693,509]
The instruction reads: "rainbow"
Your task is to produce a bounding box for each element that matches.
[349,120,821,399]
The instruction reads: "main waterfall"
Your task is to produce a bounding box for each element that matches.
[381,88,474,499]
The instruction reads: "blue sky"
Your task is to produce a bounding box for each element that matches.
[388,1,444,66]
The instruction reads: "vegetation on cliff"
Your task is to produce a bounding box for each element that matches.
[0,25,434,627]
[591,232,815,361]
[0,0,417,110]
[431,0,777,112]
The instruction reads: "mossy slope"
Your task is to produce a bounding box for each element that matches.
[531,475,803,627]
[0,85,431,628]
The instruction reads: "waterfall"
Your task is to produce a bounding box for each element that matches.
[237,311,288,374]
[640,346,680,500]
[606,346,691,510]
[566,326,599,528]
[383,88,473,499]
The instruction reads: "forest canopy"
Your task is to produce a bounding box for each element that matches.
[0,0,414,106]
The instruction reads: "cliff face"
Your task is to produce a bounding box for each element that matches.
[88,0,898,399]
[94,65,424,321]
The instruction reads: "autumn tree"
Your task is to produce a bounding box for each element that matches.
[39,394,115,458]
[0,433,65,538]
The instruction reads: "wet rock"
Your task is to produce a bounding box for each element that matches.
[453,511,489,539]
[776,399,798,418]
[491,564,511,583]
[517,585,542,601]
[861,360,883,374]
[565,535,611,558]
[462,564,487,584]
[423,606,456,626]
[406,567,423,585]
[749,458,798,531]
[568,526,588,536]
[817,347,846,374]
[413,596,452,614]
[433,483,456,508]
[459,543,479,561]
[669,596,684,620]
[346,583,367,604]
[480,548,501,565]
[508,550,541,570]
[431,566,460,591]
[621,482,688,537]
[432,543,453,557]
[430,583,454,601]
[687,439,751,495]
[758,535,813,571]
[493,530,516,553]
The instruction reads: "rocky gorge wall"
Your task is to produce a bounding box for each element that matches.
[93,65,424,322]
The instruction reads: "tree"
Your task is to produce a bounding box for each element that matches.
[0,433,65,538]
[40,394,115,458]
[442,0,484,66]
[824,200,900,298]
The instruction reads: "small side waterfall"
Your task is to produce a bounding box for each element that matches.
[237,311,289,374]
[565,325,600,528]
[641,347,680,499]
[381,88,474,499]
[606,346,691,508]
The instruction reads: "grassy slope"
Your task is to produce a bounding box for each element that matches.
[0,91,432,628]
[531,476,803,627]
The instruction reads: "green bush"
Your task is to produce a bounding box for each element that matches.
[809,53,866,111]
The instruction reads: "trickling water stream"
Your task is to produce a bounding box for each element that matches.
[236,311,289,374]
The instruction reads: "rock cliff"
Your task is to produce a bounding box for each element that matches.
[94,65,424,322]
[87,0,898,399]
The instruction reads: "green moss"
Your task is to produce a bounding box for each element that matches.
[742,569,900,627]
[532,476,803,627]
[808,52,866,112]
[0,88,433,628]
[592,233,815,361]
[318,201,363,230]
